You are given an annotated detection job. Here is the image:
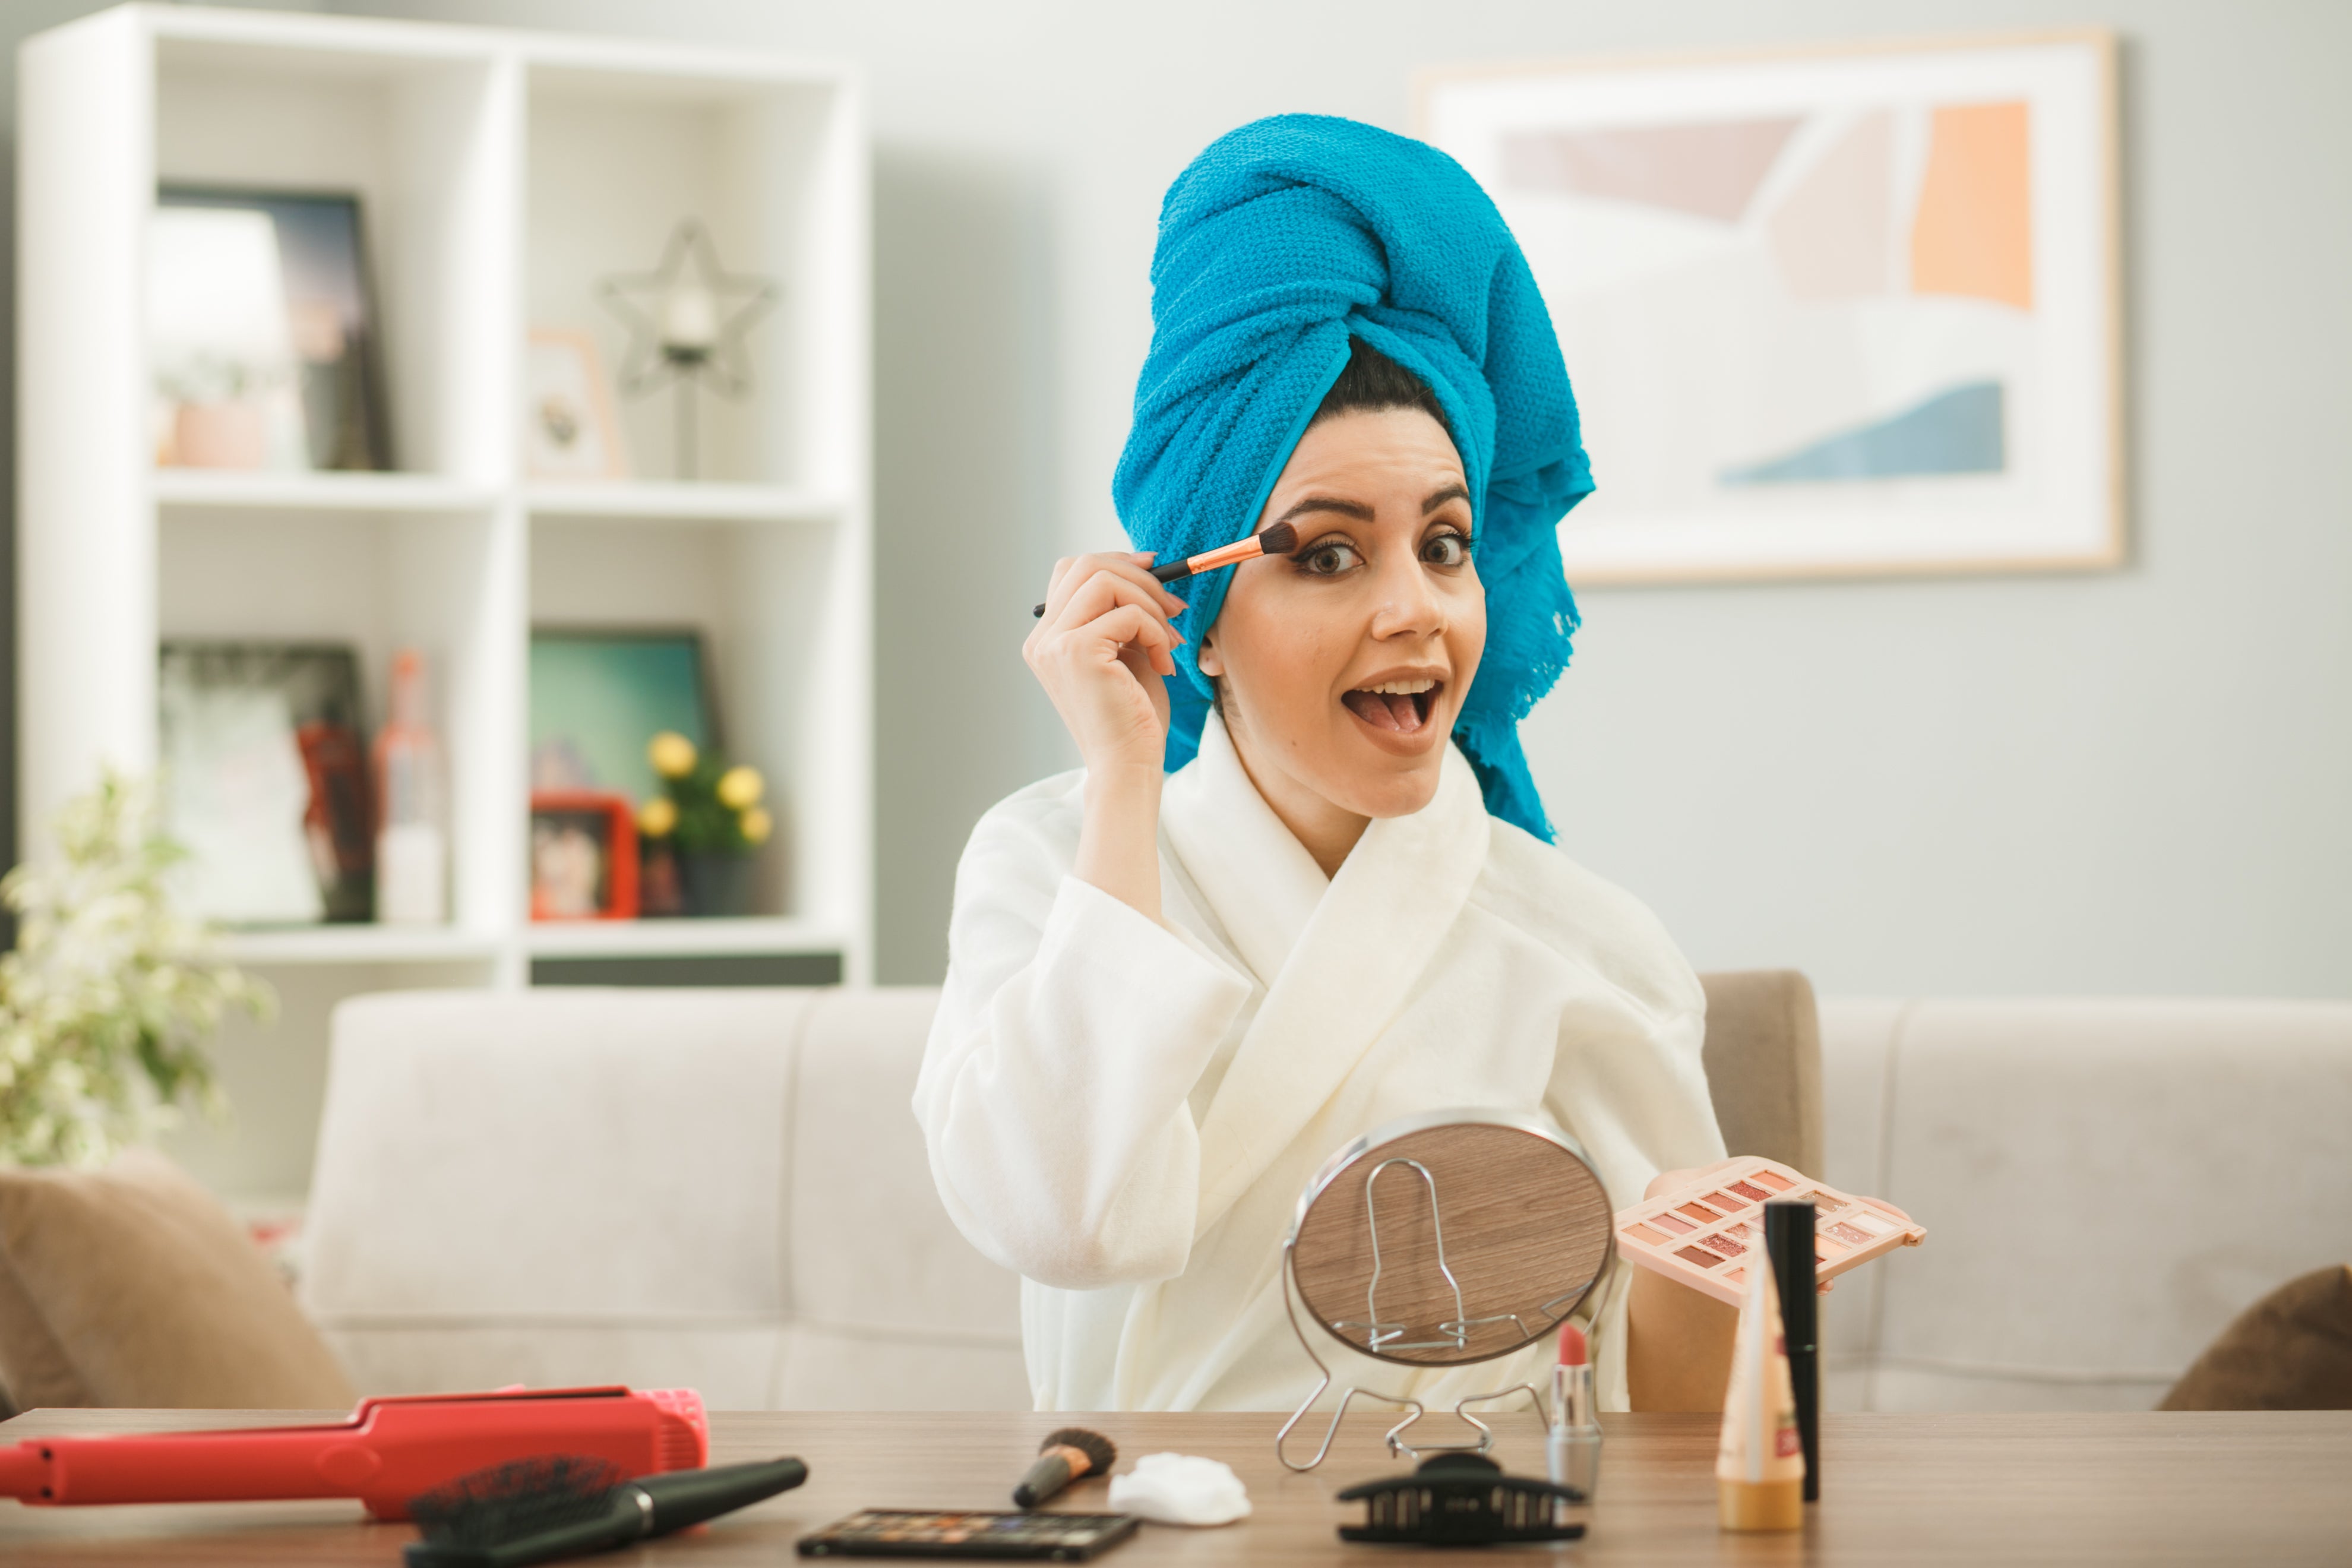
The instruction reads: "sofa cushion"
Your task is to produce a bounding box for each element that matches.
[0,1149,356,1409]
[305,987,1027,1411]
[1819,998,2352,1412]
[2160,1264,2352,1411]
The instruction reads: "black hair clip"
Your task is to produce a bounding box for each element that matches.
[1336,1452,1584,1546]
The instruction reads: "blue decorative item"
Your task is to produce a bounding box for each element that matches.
[1111,115,1591,841]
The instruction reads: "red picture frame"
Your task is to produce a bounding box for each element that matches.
[528,790,639,921]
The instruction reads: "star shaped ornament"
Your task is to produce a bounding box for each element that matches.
[596,219,776,401]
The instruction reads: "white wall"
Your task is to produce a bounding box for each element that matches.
[296,0,2350,998]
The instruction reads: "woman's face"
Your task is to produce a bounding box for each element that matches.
[1199,405,1485,824]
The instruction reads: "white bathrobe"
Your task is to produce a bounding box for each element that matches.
[915,713,1724,1414]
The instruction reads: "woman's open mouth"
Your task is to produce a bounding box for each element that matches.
[1342,678,1441,735]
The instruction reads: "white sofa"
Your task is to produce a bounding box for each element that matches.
[302,987,2352,1412]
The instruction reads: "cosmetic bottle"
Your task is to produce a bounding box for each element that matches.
[1716,1250,1804,1532]
[1763,1199,1821,1500]
[374,649,448,927]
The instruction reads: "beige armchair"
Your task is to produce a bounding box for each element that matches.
[1698,970,1824,1177]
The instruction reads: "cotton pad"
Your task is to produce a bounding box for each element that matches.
[1106,1452,1250,1526]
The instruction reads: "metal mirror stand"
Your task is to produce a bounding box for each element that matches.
[1275,1155,1551,1473]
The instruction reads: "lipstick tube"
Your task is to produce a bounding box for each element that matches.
[1547,1322,1601,1502]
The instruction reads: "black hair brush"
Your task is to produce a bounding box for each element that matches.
[406,1453,807,1568]
[1011,1427,1117,1509]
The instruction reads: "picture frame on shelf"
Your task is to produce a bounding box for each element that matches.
[529,791,640,921]
[529,627,717,805]
[159,641,374,925]
[1418,31,2122,582]
[524,327,630,480]
[152,185,392,473]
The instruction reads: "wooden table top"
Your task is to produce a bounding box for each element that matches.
[1,1405,2345,1566]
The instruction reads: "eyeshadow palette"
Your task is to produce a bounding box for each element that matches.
[1613,1156,1926,1307]
[798,1509,1140,1560]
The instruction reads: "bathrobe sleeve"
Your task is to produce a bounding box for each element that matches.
[913,776,1256,1291]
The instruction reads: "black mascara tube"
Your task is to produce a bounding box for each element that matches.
[1762,1200,1819,1501]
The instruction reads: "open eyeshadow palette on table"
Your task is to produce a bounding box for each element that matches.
[1613,1156,1927,1307]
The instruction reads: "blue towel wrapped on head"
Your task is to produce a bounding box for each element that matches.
[1112,114,1592,842]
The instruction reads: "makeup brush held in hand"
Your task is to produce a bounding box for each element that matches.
[1031,521,1298,617]
[405,1453,806,1568]
[1012,1427,1117,1509]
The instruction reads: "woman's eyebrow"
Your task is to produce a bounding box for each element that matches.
[1422,483,1471,514]
[1273,495,1375,527]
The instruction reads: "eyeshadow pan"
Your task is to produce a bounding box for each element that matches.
[1674,1245,1723,1269]
[1651,1212,1695,1234]
[1826,1221,1873,1247]
[1705,1189,1752,1211]
[1841,1208,1897,1237]
[1699,1234,1744,1259]
[1727,1181,1771,1202]
[1814,1233,1848,1258]
[1722,1268,1746,1286]
[1676,1202,1721,1223]
[1626,1223,1670,1245]
[1749,1169,1794,1193]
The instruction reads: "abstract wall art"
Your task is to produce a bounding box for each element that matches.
[1422,33,2121,581]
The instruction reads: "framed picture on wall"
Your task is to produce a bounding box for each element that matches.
[1419,31,2122,582]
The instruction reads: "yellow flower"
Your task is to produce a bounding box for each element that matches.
[638,796,678,838]
[647,732,698,778]
[716,766,765,810]
[739,807,773,846]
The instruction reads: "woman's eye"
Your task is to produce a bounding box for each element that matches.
[1421,532,1471,567]
[1298,540,1363,576]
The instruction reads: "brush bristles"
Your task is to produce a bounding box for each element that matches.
[409,1454,625,1548]
[1041,1427,1116,1475]
[1257,521,1298,557]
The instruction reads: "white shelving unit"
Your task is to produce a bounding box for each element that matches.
[18,4,872,991]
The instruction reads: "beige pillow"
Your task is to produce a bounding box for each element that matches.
[0,1149,356,1410]
[2160,1264,2352,1411]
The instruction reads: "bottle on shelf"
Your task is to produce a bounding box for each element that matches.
[374,648,448,927]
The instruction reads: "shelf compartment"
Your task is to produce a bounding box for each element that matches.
[159,505,521,935]
[154,31,516,483]
[529,512,858,933]
[524,61,857,491]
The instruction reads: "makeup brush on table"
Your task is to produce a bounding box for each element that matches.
[1012,1427,1117,1509]
[1031,521,1298,617]
[406,1453,807,1568]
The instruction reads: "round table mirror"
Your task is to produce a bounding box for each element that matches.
[1286,1108,1616,1368]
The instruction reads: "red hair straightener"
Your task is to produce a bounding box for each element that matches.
[0,1384,707,1520]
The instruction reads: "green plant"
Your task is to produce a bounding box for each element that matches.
[0,772,274,1166]
[637,732,771,856]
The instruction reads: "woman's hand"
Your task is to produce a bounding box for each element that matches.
[1024,552,1187,777]
[1025,552,1188,924]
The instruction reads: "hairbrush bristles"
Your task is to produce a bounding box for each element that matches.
[409,1454,625,1550]
[1041,1427,1116,1475]
[1257,520,1298,556]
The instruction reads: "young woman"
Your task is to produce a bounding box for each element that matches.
[916,116,1734,1416]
